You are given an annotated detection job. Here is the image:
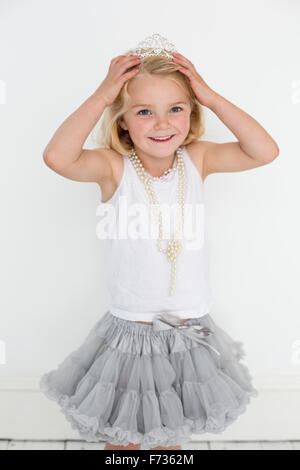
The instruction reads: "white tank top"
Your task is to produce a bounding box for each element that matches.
[98,145,215,322]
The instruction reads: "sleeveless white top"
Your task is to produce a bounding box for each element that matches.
[99,145,215,321]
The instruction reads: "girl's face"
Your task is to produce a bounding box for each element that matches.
[119,75,192,159]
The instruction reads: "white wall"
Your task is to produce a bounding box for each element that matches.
[0,0,299,440]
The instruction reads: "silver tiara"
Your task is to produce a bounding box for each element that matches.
[129,33,178,60]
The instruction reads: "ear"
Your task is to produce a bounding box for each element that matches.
[118,118,128,131]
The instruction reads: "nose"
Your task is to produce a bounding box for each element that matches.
[154,114,171,129]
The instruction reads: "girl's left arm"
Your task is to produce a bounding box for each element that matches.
[172,52,279,176]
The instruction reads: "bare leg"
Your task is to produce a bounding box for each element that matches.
[104,441,141,450]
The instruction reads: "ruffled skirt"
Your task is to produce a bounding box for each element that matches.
[39,310,258,449]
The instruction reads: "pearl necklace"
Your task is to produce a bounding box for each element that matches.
[128,146,187,295]
[145,153,178,182]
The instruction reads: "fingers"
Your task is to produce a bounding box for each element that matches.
[114,54,140,63]
[119,56,140,74]
[118,55,141,80]
[172,52,192,67]
[124,57,141,65]
[117,57,140,76]
[172,52,187,60]
[111,55,124,63]
[122,67,140,82]
[110,55,140,79]
[173,56,188,65]
[173,56,196,77]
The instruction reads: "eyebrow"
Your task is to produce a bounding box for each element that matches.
[131,101,187,109]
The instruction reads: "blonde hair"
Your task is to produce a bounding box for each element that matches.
[93,49,205,155]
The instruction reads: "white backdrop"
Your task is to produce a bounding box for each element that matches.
[0,0,299,441]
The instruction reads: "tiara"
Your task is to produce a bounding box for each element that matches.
[129,33,178,60]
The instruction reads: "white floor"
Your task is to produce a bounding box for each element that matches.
[1,440,299,450]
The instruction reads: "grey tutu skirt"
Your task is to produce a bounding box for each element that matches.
[39,310,258,449]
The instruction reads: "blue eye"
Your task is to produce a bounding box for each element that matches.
[137,106,183,116]
[172,106,183,112]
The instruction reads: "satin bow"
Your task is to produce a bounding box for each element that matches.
[152,312,221,357]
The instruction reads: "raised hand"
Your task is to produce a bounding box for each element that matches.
[94,55,141,107]
[172,52,216,108]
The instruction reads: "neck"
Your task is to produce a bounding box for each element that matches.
[133,147,177,178]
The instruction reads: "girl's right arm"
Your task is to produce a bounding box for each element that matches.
[43,54,141,184]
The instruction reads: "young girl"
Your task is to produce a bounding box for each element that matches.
[39,33,279,451]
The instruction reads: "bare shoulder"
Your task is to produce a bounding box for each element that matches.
[185,140,209,181]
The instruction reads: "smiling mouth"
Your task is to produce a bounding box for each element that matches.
[148,135,175,142]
